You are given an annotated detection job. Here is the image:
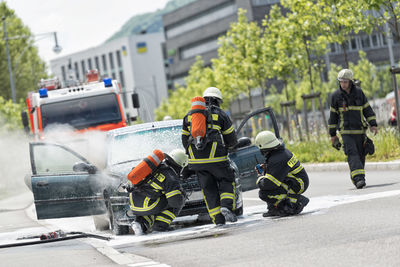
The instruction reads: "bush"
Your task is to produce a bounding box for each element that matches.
[285,128,400,163]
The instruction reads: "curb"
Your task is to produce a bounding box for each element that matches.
[303,161,400,172]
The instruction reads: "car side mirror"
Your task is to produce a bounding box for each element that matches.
[73,162,98,174]
[235,137,252,149]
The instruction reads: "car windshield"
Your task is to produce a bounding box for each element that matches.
[109,125,184,166]
[41,93,122,130]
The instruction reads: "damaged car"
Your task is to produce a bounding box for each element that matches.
[26,107,280,235]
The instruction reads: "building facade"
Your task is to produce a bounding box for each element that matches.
[163,0,400,118]
[50,33,168,122]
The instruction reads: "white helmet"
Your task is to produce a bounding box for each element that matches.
[203,87,222,101]
[337,69,353,81]
[255,131,281,150]
[168,149,188,168]
[163,115,172,121]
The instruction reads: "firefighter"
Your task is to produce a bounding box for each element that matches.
[182,87,238,225]
[254,131,310,217]
[129,149,188,234]
[328,69,378,189]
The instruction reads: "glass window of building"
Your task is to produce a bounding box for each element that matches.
[350,38,357,50]
[95,56,100,71]
[251,0,280,6]
[88,58,92,70]
[166,3,236,39]
[109,52,115,70]
[181,38,220,59]
[330,43,336,53]
[116,50,122,68]
[61,65,66,82]
[102,54,107,72]
[119,70,125,88]
[81,60,86,78]
[361,35,371,49]
[112,72,116,80]
[74,62,80,80]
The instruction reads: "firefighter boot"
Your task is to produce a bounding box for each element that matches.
[152,221,170,232]
[221,207,237,222]
[214,213,226,226]
[353,175,366,189]
[262,203,281,217]
[131,217,150,235]
[294,195,309,214]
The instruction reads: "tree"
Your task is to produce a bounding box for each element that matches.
[213,9,268,110]
[0,2,47,101]
[155,56,215,120]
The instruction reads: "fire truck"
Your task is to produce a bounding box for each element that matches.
[22,70,128,139]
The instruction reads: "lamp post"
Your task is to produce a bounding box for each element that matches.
[2,16,62,103]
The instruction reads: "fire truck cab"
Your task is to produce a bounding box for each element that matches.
[23,70,127,139]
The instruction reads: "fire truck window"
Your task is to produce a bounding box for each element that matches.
[40,93,122,130]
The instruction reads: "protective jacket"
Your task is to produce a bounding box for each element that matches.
[129,162,185,229]
[257,146,309,208]
[328,84,377,136]
[182,105,237,170]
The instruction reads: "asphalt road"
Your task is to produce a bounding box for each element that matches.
[117,170,400,267]
[0,169,399,267]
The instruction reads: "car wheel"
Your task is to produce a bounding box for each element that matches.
[105,194,130,235]
[234,206,243,216]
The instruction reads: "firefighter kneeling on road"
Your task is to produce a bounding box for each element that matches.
[255,131,310,217]
[126,149,188,234]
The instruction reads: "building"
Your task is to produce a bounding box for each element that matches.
[163,0,400,117]
[50,32,168,122]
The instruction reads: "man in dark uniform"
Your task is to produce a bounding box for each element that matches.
[128,149,188,234]
[182,87,238,225]
[328,69,378,189]
[254,131,309,217]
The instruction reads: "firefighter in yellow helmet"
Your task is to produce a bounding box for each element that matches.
[128,149,188,234]
[181,87,238,225]
[254,131,309,217]
[328,69,378,189]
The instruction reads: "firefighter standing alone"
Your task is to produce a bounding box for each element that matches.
[127,149,188,234]
[254,131,310,216]
[328,69,378,189]
[182,87,238,225]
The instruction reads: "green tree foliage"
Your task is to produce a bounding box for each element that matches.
[0,2,47,101]
[0,96,23,132]
[364,0,400,42]
[213,9,268,110]
[155,56,215,120]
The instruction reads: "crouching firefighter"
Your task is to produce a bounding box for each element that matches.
[126,149,188,234]
[182,87,238,226]
[254,131,310,217]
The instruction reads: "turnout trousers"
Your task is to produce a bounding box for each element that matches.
[196,166,236,225]
[129,194,178,231]
[259,169,309,211]
[342,134,366,185]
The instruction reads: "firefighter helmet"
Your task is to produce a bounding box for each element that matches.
[203,87,222,101]
[168,149,188,168]
[255,131,281,150]
[337,69,354,81]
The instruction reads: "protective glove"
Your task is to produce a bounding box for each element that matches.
[331,136,342,150]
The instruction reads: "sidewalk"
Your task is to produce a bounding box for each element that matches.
[303,159,400,172]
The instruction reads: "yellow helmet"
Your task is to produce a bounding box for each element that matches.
[337,69,353,81]
[255,131,281,150]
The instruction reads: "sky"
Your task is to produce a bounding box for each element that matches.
[5,0,170,65]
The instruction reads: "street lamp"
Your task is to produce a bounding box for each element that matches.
[2,16,62,103]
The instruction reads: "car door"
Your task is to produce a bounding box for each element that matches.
[30,142,107,219]
[229,107,280,192]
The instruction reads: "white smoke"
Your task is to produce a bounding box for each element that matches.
[0,128,31,198]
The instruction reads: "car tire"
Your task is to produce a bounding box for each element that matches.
[105,196,129,235]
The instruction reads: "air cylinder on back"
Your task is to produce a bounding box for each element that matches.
[127,149,164,185]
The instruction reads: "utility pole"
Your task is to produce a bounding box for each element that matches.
[3,16,17,103]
